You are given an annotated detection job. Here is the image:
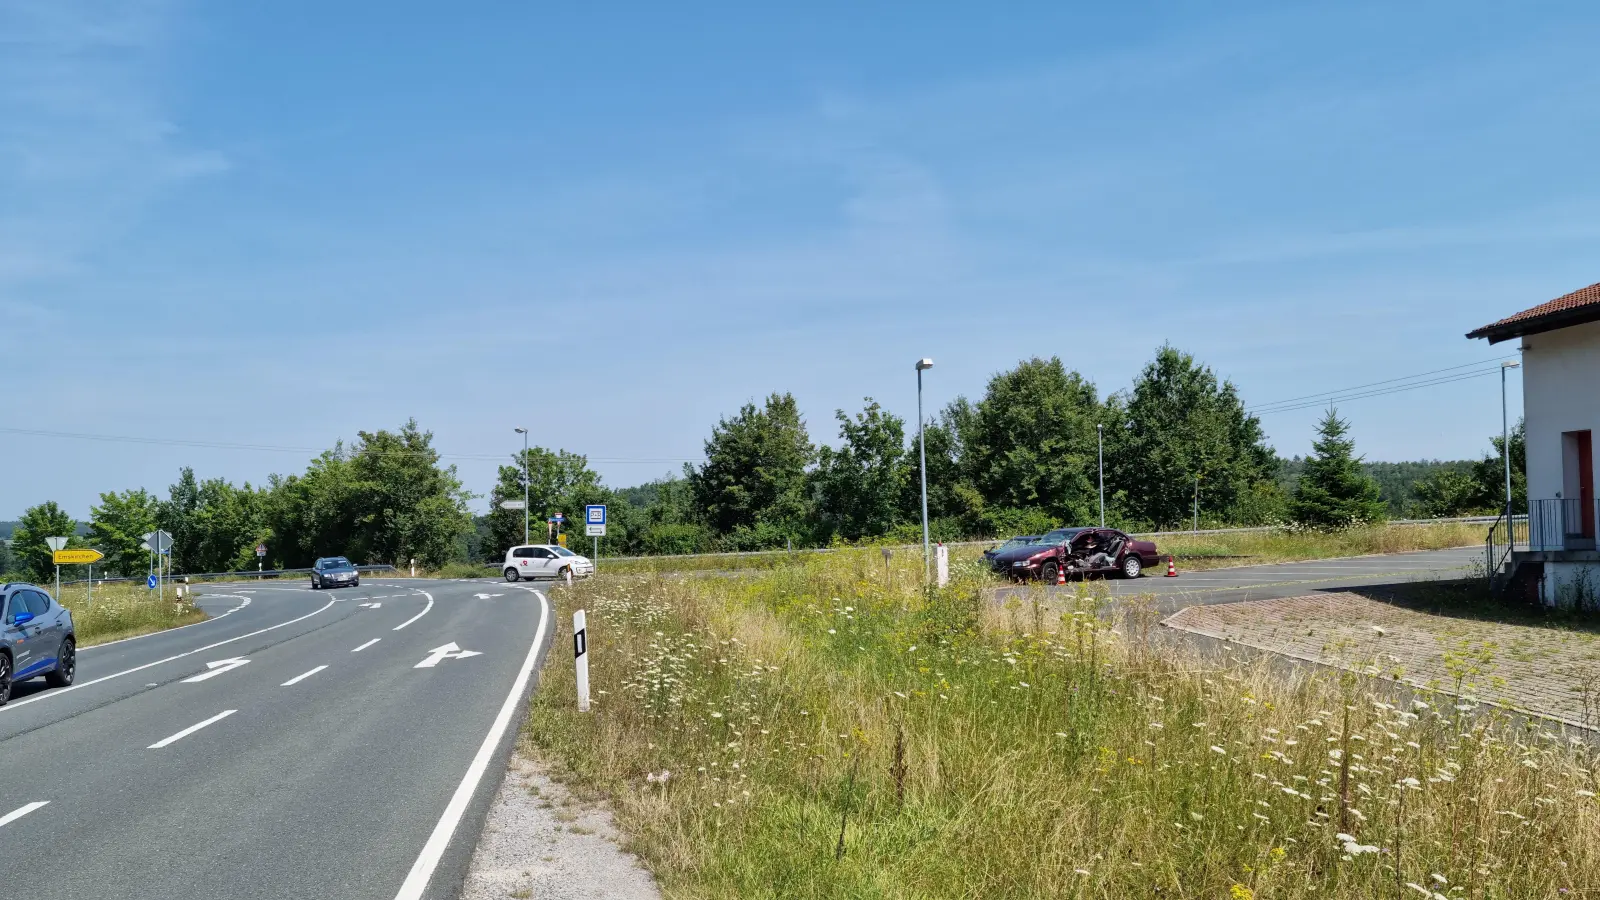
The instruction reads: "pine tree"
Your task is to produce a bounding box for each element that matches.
[1289,409,1387,530]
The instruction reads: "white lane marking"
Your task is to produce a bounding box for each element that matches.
[281,665,328,687]
[352,638,381,652]
[473,593,503,600]
[148,710,237,749]
[0,599,337,714]
[180,657,251,683]
[413,642,483,668]
[0,802,49,828]
[359,602,383,609]
[393,589,550,900]
[81,597,251,652]
[392,593,434,631]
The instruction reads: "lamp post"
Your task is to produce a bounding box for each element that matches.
[1501,361,1520,538]
[1097,423,1105,528]
[514,427,530,545]
[916,358,934,584]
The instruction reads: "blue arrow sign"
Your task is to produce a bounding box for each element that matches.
[147,574,158,589]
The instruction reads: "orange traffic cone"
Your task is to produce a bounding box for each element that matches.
[1056,564,1066,586]
[1165,556,1178,577]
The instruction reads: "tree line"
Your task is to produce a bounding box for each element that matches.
[0,348,1525,583]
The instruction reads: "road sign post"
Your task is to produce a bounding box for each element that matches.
[573,609,590,712]
[585,504,607,571]
[256,543,266,573]
[143,531,172,603]
[46,536,69,600]
[56,548,104,606]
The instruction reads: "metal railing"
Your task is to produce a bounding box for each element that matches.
[60,564,398,587]
[1485,510,1529,590]
[1528,498,1599,551]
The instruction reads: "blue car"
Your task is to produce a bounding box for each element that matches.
[0,582,77,706]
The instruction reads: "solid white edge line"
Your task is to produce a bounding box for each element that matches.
[0,599,338,714]
[281,665,328,686]
[393,588,550,900]
[81,597,252,652]
[0,801,49,828]
[352,638,381,652]
[392,594,435,631]
[147,709,237,749]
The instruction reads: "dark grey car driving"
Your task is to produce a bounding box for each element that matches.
[310,557,360,589]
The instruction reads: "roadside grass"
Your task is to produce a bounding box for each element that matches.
[526,549,1599,899]
[600,521,1486,578]
[56,581,206,646]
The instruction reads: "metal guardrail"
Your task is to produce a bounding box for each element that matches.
[59,564,398,587]
[599,515,1504,565]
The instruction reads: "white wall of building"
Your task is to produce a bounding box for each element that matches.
[1520,317,1600,512]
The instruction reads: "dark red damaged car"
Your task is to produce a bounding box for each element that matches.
[987,527,1160,582]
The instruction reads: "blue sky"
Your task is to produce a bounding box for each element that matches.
[4,0,1594,518]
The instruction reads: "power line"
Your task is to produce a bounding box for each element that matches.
[1250,368,1502,416]
[1246,356,1514,413]
[0,426,699,464]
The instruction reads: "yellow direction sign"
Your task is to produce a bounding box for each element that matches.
[54,548,104,565]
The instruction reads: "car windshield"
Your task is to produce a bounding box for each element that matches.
[997,536,1040,551]
[552,546,576,557]
[321,558,351,569]
[1039,528,1085,544]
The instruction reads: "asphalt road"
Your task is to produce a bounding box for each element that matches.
[0,577,554,900]
[993,545,1483,612]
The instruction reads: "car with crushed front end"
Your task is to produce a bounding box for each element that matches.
[311,556,361,589]
[987,527,1160,582]
[0,582,76,706]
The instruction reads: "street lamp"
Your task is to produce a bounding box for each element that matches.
[1097,423,1105,528]
[514,427,530,546]
[1501,361,1521,537]
[916,358,934,584]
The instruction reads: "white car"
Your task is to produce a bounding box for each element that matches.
[502,544,594,582]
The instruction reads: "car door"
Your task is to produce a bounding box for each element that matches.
[23,591,61,665]
[3,591,36,677]
[530,547,558,578]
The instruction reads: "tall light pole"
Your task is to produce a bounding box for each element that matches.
[1097,423,1105,527]
[916,358,934,583]
[1501,361,1520,535]
[514,427,530,546]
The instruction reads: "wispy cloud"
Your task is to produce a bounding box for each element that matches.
[0,0,225,318]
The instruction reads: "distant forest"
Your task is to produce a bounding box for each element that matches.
[1275,458,1475,518]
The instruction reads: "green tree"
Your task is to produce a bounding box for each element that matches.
[89,488,161,577]
[1410,421,1526,517]
[11,501,78,583]
[1411,469,1488,518]
[690,393,814,543]
[485,448,623,560]
[1288,409,1387,529]
[345,420,474,567]
[626,473,714,555]
[1105,346,1277,529]
[961,357,1102,529]
[813,398,907,541]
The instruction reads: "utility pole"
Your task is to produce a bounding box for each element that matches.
[514,427,530,545]
[1097,423,1105,528]
[1502,361,1520,538]
[915,358,934,584]
[1193,475,1200,534]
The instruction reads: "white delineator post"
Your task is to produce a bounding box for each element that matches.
[410,557,416,577]
[573,609,590,712]
[935,542,949,588]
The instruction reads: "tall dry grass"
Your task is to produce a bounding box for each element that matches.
[56,581,206,646]
[526,549,1596,899]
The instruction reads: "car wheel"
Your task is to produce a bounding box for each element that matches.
[353,578,360,587]
[310,577,319,590]
[1122,555,1143,579]
[504,567,520,583]
[1041,561,1059,584]
[46,638,75,687]
[0,652,11,707]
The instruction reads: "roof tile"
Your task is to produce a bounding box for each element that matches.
[1468,281,1600,340]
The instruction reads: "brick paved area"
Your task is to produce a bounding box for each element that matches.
[1163,592,1600,729]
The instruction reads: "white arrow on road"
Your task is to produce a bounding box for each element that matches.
[182,658,250,683]
[360,602,383,609]
[472,593,503,600]
[414,643,483,669]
